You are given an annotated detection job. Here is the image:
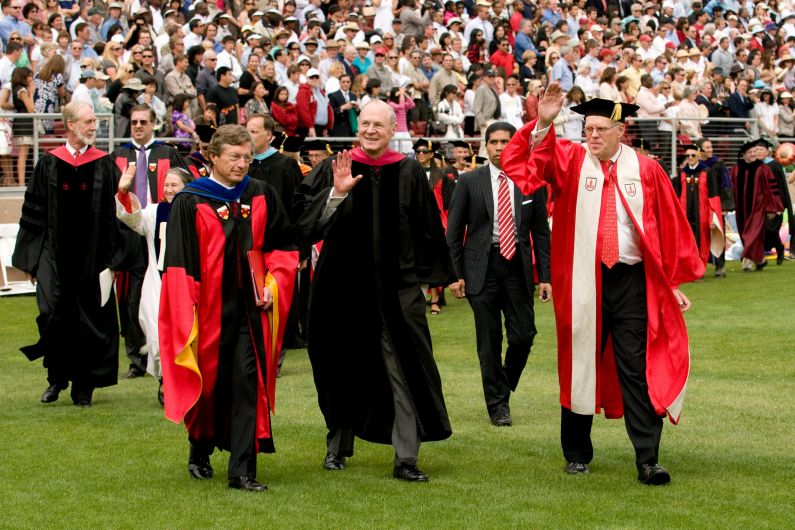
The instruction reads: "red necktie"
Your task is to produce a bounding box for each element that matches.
[497,172,516,261]
[599,160,619,268]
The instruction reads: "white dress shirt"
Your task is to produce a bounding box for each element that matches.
[531,124,642,264]
[488,162,516,243]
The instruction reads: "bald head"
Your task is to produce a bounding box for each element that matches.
[358,100,397,158]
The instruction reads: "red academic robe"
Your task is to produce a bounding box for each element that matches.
[676,168,724,265]
[730,162,784,263]
[159,177,295,452]
[501,120,704,424]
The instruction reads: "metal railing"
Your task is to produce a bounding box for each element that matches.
[0,113,779,193]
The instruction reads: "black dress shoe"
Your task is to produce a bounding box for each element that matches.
[714,266,726,278]
[756,260,768,271]
[228,476,268,492]
[188,450,213,479]
[638,463,670,485]
[122,366,146,379]
[393,464,429,482]
[564,462,590,475]
[777,252,785,265]
[322,451,345,470]
[41,384,66,403]
[71,388,93,407]
[491,412,513,427]
[157,379,164,407]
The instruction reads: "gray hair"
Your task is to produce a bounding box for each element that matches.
[207,125,252,157]
[63,101,93,124]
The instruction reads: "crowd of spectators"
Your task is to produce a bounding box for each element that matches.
[4,0,795,185]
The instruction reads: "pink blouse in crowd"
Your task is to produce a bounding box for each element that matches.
[388,98,416,133]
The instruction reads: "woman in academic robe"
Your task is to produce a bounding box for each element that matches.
[116,167,192,405]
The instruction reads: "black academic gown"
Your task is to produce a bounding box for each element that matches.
[249,150,303,221]
[294,148,456,447]
[765,158,795,244]
[186,151,211,179]
[12,147,131,389]
[112,141,189,370]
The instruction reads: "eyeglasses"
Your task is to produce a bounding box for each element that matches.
[9,37,20,41]
[687,153,698,157]
[375,53,385,57]
[142,54,153,58]
[388,56,398,59]
[224,153,253,164]
[415,149,430,154]
[131,120,150,125]
[134,51,142,55]
[584,124,621,136]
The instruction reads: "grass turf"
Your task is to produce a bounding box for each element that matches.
[0,259,793,529]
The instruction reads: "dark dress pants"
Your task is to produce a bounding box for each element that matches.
[561,262,663,469]
[122,267,147,372]
[467,245,536,419]
[226,322,260,479]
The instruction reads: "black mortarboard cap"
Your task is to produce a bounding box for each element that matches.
[755,137,775,150]
[195,124,216,143]
[282,135,303,153]
[474,156,488,165]
[450,140,470,150]
[413,139,436,152]
[272,131,287,150]
[738,139,760,155]
[304,139,333,154]
[571,98,639,122]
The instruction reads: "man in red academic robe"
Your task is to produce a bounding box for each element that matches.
[500,87,704,485]
[159,125,295,492]
[730,139,784,271]
[674,144,724,276]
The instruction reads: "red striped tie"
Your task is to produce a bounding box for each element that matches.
[599,161,619,268]
[497,172,516,261]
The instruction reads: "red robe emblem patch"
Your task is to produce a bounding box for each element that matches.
[585,177,597,191]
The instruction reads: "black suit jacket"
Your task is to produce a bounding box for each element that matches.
[328,89,358,137]
[446,165,551,297]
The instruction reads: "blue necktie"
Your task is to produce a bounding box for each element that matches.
[135,145,148,206]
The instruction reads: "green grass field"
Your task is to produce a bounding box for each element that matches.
[1,260,793,529]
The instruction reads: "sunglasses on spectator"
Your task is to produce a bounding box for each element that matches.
[415,149,430,154]
[375,53,385,57]
[388,56,398,59]
[131,120,150,125]
[9,37,20,41]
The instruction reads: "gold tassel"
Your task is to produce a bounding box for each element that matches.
[471,155,476,168]
[610,101,622,121]
[427,140,432,150]
[325,143,333,155]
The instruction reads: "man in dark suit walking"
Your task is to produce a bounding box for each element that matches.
[446,121,552,427]
[329,74,359,138]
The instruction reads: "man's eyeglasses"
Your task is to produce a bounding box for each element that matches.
[142,54,153,58]
[131,120,150,126]
[584,124,621,136]
[224,153,253,164]
[415,149,430,154]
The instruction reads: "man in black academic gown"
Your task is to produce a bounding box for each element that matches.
[112,103,189,379]
[305,139,333,168]
[695,137,731,277]
[247,114,305,356]
[756,139,793,265]
[13,102,130,406]
[246,114,303,220]
[294,100,456,482]
[673,144,725,278]
[159,125,295,492]
[186,124,215,179]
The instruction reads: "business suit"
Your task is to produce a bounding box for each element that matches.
[328,89,358,138]
[447,163,551,421]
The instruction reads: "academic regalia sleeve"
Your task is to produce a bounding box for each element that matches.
[672,172,682,196]
[12,155,51,274]
[500,119,578,198]
[408,159,457,286]
[530,186,552,284]
[261,181,297,252]
[650,161,705,288]
[293,158,335,247]
[159,192,202,424]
